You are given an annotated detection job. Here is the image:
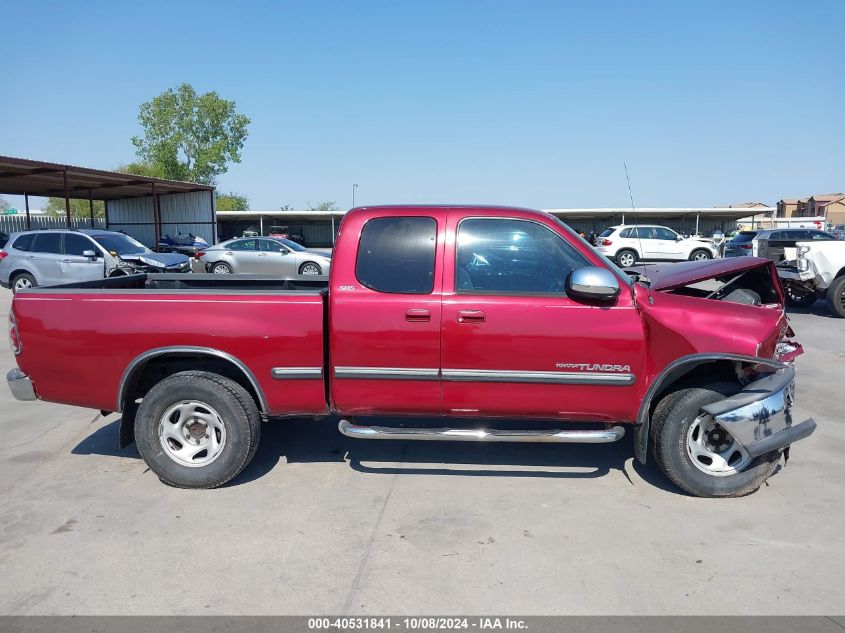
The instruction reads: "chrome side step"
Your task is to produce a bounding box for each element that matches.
[338,419,626,444]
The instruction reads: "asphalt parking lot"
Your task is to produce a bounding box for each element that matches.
[0,288,843,615]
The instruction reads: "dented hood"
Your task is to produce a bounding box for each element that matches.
[626,257,775,291]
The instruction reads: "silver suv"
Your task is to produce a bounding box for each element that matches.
[0,229,191,293]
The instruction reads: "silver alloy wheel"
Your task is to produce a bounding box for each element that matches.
[300,263,321,275]
[212,262,231,274]
[618,252,636,267]
[13,277,32,291]
[686,414,752,476]
[692,250,710,261]
[158,400,227,468]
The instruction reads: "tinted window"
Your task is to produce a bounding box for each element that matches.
[653,227,677,240]
[12,233,35,252]
[33,233,62,254]
[635,227,658,239]
[599,228,615,238]
[810,231,834,241]
[619,228,633,238]
[456,218,588,294]
[356,216,436,294]
[229,239,257,251]
[92,233,148,255]
[259,239,286,252]
[768,232,784,240]
[64,233,97,256]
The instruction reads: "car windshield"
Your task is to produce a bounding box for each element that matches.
[275,238,306,251]
[92,233,150,255]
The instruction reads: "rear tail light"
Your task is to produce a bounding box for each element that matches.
[739,244,752,250]
[601,239,613,246]
[195,251,205,259]
[8,311,21,355]
[0,250,7,260]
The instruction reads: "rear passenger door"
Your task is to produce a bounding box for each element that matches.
[228,239,262,273]
[61,233,106,283]
[29,233,64,286]
[329,211,444,415]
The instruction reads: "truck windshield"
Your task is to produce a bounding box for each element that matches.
[92,233,150,255]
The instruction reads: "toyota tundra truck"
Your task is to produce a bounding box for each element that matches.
[5,205,815,497]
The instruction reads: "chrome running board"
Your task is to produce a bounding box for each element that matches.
[338,419,626,444]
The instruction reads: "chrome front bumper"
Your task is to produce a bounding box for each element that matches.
[6,368,37,401]
[701,366,815,457]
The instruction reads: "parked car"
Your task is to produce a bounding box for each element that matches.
[6,205,813,498]
[778,240,845,316]
[157,232,210,257]
[199,236,331,276]
[829,225,845,240]
[0,228,191,293]
[724,228,836,261]
[595,224,718,267]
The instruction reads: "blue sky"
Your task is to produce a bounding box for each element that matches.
[1,0,842,210]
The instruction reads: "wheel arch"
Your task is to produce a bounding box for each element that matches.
[117,346,269,448]
[634,352,787,464]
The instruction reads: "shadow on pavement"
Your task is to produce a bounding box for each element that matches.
[71,415,687,495]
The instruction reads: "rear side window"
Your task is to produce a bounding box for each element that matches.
[64,233,96,256]
[356,217,437,294]
[619,228,633,238]
[12,234,35,251]
[33,233,62,254]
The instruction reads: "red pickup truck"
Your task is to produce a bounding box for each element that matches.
[6,205,815,497]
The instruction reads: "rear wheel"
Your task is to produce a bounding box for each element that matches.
[826,275,845,318]
[615,249,638,268]
[211,262,232,274]
[650,383,779,497]
[299,262,322,275]
[689,249,712,261]
[783,281,816,308]
[11,272,36,294]
[134,371,261,489]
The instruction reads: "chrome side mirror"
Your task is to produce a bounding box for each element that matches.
[82,250,98,259]
[566,266,620,301]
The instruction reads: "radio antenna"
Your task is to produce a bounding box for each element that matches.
[624,162,653,303]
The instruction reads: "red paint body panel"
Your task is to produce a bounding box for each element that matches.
[11,205,795,429]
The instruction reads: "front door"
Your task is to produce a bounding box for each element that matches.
[653,226,684,258]
[61,233,106,283]
[257,239,296,275]
[329,211,444,415]
[442,214,644,422]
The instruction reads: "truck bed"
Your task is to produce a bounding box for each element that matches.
[13,274,329,416]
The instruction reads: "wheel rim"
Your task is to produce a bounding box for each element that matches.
[301,264,320,275]
[14,277,32,290]
[212,263,231,274]
[158,400,227,468]
[619,253,635,267]
[686,414,751,476]
[693,251,708,261]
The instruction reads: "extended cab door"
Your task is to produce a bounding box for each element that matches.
[328,210,444,414]
[441,212,644,422]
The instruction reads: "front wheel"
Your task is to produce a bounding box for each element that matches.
[299,262,322,275]
[689,249,712,261]
[615,249,638,268]
[826,275,845,318]
[650,383,779,497]
[784,282,816,308]
[134,371,261,489]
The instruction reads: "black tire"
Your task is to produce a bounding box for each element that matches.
[650,383,779,497]
[826,275,845,318]
[615,249,638,268]
[211,261,232,275]
[11,272,37,294]
[299,261,322,275]
[689,249,712,261]
[783,282,816,308]
[134,371,261,489]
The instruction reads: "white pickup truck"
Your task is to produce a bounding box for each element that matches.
[777,241,845,317]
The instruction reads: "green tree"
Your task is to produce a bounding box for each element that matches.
[306,201,339,212]
[216,192,249,211]
[0,195,10,212]
[114,161,167,179]
[131,83,250,185]
[280,204,294,211]
[44,197,105,219]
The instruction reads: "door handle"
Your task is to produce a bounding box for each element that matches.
[457,310,486,323]
[258,253,268,257]
[26,256,36,260]
[60,259,72,263]
[405,309,431,322]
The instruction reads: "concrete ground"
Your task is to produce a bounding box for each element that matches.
[0,288,843,616]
